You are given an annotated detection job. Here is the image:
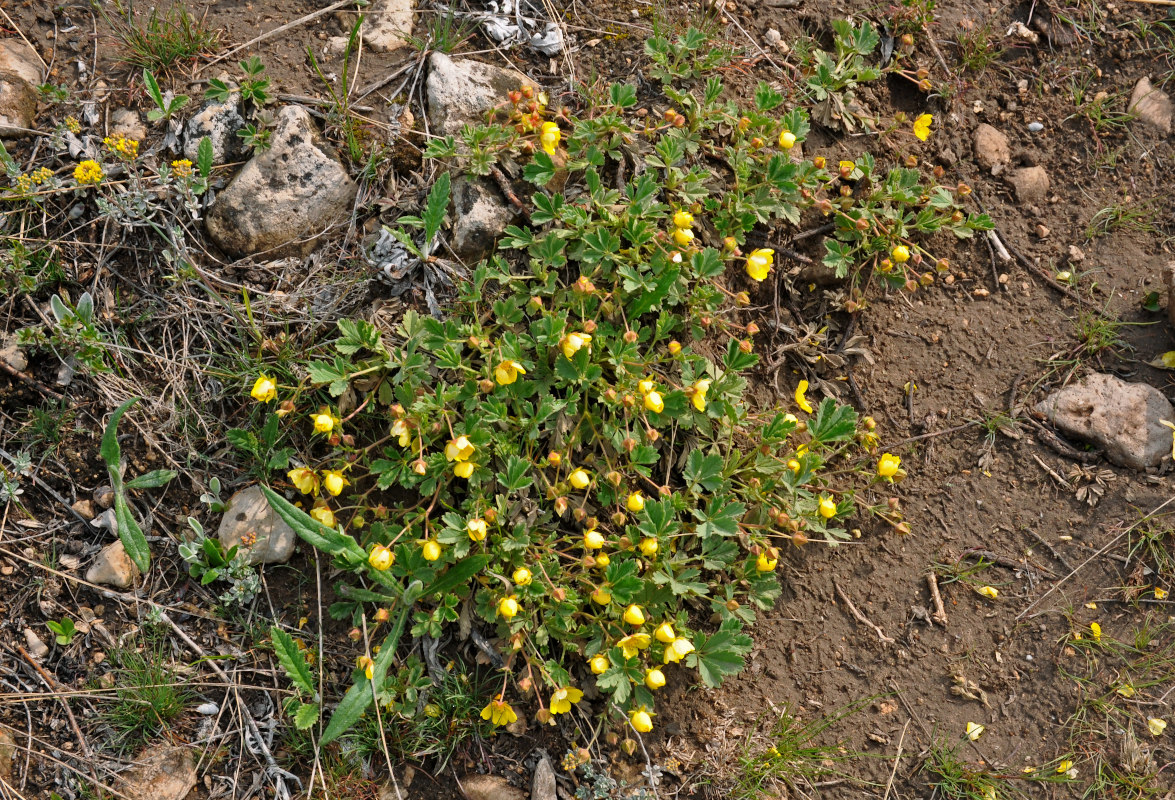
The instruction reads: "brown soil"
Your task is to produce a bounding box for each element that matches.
[3,0,1175,798]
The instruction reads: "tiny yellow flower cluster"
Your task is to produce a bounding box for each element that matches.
[103,135,139,160]
[171,159,194,178]
[13,166,53,194]
[73,160,104,186]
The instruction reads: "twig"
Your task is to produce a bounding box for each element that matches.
[1023,416,1101,463]
[0,447,101,536]
[1025,528,1074,573]
[1123,0,1175,5]
[0,7,49,73]
[197,0,357,72]
[925,573,947,626]
[1031,453,1072,490]
[881,719,910,800]
[1016,496,1175,621]
[0,358,64,402]
[1003,236,1102,309]
[833,581,894,644]
[886,421,977,448]
[15,645,95,782]
[488,166,531,222]
[986,229,1011,263]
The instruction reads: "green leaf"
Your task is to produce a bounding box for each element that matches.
[293,701,320,730]
[336,318,384,356]
[196,136,214,179]
[115,495,151,574]
[101,398,138,489]
[690,628,752,688]
[423,172,451,245]
[260,486,365,562]
[723,338,758,372]
[523,151,556,186]
[225,429,259,456]
[807,398,858,445]
[125,469,177,490]
[499,456,534,492]
[142,68,164,109]
[684,451,724,494]
[271,626,316,696]
[422,554,491,597]
[693,496,745,538]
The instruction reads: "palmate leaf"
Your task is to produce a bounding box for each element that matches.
[271,626,316,696]
[807,398,858,445]
[689,626,752,688]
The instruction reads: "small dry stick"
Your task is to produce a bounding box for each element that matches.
[926,573,948,626]
[1031,453,1071,490]
[197,0,357,72]
[833,582,895,645]
[881,719,910,800]
[1025,528,1074,573]
[986,230,1012,263]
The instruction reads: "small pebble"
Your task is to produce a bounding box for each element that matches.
[1027,121,1044,132]
[196,702,220,715]
[1025,653,1034,661]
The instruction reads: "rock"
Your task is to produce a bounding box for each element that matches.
[86,540,141,588]
[1027,121,1044,132]
[0,333,27,372]
[92,507,118,531]
[972,123,1010,171]
[217,485,297,564]
[116,746,197,800]
[460,774,527,800]
[1129,77,1173,135]
[71,498,97,521]
[0,71,37,137]
[23,627,48,659]
[0,39,43,86]
[205,105,358,258]
[1067,245,1085,263]
[362,0,414,51]
[183,96,248,165]
[531,755,556,800]
[425,52,536,137]
[94,485,115,509]
[110,108,147,143]
[1036,372,1175,470]
[0,729,14,782]
[1007,166,1049,204]
[1165,262,1175,330]
[450,176,519,262]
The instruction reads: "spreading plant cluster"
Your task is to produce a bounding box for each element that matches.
[247,33,987,743]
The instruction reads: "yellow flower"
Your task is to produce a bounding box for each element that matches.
[1056,760,1073,774]
[550,686,583,714]
[445,435,475,462]
[691,379,711,412]
[638,378,656,396]
[794,379,814,413]
[422,539,442,561]
[617,632,651,658]
[513,567,532,586]
[668,340,682,355]
[663,637,694,663]
[1148,717,1167,736]
[627,492,646,513]
[644,668,666,690]
[624,604,645,626]
[966,722,985,741]
[818,496,837,519]
[312,412,337,434]
[673,210,694,229]
[877,453,901,479]
[467,518,488,542]
[757,549,778,572]
[912,113,933,141]
[654,622,675,644]
[171,159,193,178]
[629,707,654,733]
[595,553,610,567]
[746,248,775,281]
[569,468,591,490]
[103,135,139,159]
[368,544,394,571]
[494,360,526,385]
[1155,586,1168,600]
[643,391,664,414]
[787,459,801,472]
[318,471,347,499]
[639,537,658,556]
[838,160,856,176]
[977,585,999,599]
[540,121,561,155]
[672,227,695,247]
[560,331,592,358]
[498,595,520,619]
[1117,683,1135,698]
[250,375,277,402]
[309,503,335,528]
[1090,622,1101,641]
[357,655,374,680]
[391,419,411,447]
[288,468,320,496]
[589,654,610,674]
[892,245,911,263]
[454,461,475,479]
[778,129,796,149]
[584,530,605,549]
[74,160,104,186]
[481,697,518,726]
[591,588,611,605]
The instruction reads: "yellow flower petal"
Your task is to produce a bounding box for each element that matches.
[794,379,814,413]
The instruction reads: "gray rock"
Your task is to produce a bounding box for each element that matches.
[23,627,48,659]
[86,540,141,588]
[426,52,536,137]
[217,485,297,564]
[205,105,357,258]
[531,755,556,800]
[0,39,43,86]
[450,176,519,262]
[0,71,37,136]
[110,108,147,143]
[363,0,414,52]
[1036,372,1175,470]
[117,746,197,800]
[1007,166,1049,204]
[972,123,1010,171]
[1129,77,1173,135]
[0,333,27,372]
[460,774,527,800]
[94,485,115,509]
[183,96,248,165]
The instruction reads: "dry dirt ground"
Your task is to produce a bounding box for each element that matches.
[2,0,1175,798]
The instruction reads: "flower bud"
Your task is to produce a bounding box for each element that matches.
[901,32,915,46]
[484,508,498,524]
[348,627,362,642]
[933,165,945,179]
[583,319,598,333]
[888,496,901,511]
[611,511,627,526]
[915,68,929,80]
[905,155,918,168]
[956,182,972,197]
[936,258,951,272]
[736,291,750,306]
[508,90,522,103]
[528,295,543,310]
[839,184,853,197]
[856,217,870,232]
[723,236,738,251]
[700,316,712,327]
[905,279,919,292]
[624,329,638,343]
[818,199,834,215]
[673,115,686,127]
[919,79,932,92]
[553,587,566,601]
[813,156,826,169]
[623,393,636,408]
[920,272,934,286]
[739,339,753,353]
[604,388,618,402]
[746,322,759,335]
[750,136,765,148]
[726,599,740,612]
[585,516,598,531]
[521,85,534,99]
[554,496,568,515]
[623,437,637,452]
[479,378,495,393]
[573,507,586,521]
[412,459,427,475]
[646,427,660,442]
[792,530,808,546]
